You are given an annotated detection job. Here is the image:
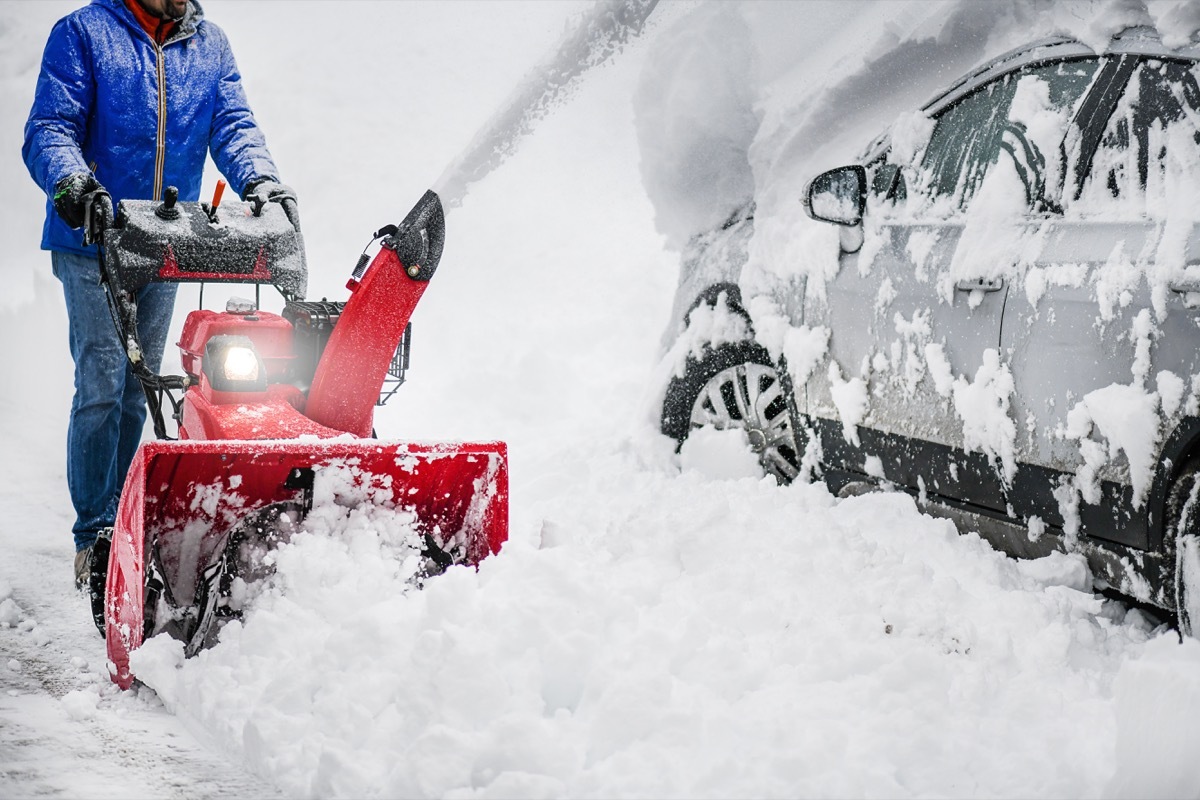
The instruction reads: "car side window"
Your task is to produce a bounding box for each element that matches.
[915,59,1099,212]
[1075,59,1200,214]
[868,160,907,205]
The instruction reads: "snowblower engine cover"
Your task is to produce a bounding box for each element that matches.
[104,198,307,299]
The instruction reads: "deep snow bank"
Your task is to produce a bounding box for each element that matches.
[133,446,1200,798]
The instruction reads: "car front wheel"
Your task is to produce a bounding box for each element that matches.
[661,341,801,483]
[1166,458,1200,637]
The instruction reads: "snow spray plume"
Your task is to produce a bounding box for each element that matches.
[434,0,659,208]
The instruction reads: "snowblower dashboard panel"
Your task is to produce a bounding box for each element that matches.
[105,197,307,300]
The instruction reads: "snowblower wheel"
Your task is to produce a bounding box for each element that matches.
[88,528,113,637]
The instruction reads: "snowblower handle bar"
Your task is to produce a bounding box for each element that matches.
[99,194,308,301]
[81,188,114,249]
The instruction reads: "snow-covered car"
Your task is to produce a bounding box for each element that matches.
[660,28,1200,631]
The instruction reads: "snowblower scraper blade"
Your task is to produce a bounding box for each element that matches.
[105,439,508,689]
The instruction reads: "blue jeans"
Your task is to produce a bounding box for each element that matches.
[52,251,178,552]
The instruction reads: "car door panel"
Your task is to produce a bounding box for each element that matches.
[806,59,1102,511]
[806,220,1011,512]
[1003,57,1200,549]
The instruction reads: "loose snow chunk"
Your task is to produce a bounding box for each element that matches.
[749,296,830,389]
[1067,383,1162,508]
[1016,552,1091,593]
[1008,74,1073,198]
[1023,263,1087,308]
[1158,370,1185,418]
[1093,241,1143,322]
[782,325,830,389]
[1151,2,1200,48]
[924,343,954,398]
[893,308,931,339]
[666,293,753,380]
[747,295,789,361]
[874,278,897,313]
[905,230,940,283]
[951,349,1017,485]
[863,454,886,480]
[828,361,869,446]
[679,426,765,480]
[61,688,100,721]
[1130,309,1156,388]
[941,157,1034,306]
[888,109,935,166]
[0,598,21,627]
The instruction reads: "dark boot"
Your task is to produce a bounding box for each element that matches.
[73,546,92,591]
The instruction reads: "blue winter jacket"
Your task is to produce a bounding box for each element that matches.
[23,0,279,257]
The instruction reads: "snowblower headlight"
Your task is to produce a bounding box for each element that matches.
[223,346,260,382]
[204,335,268,393]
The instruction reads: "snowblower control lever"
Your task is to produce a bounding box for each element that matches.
[156,186,181,220]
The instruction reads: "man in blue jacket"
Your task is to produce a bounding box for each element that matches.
[23,0,297,596]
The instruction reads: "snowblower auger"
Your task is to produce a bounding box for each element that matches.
[95,188,508,689]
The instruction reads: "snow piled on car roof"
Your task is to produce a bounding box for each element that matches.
[632,0,1200,252]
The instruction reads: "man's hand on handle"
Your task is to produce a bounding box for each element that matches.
[53,172,112,246]
[243,178,300,231]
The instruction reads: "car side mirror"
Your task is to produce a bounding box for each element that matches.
[804,165,867,226]
[804,165,867,253]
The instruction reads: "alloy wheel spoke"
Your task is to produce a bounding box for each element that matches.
[690,361,799,482]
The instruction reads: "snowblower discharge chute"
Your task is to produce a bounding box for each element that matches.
[93,188,508,688]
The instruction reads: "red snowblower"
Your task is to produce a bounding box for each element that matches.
[87,186,508,689]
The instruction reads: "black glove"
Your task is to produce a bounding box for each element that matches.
[243,178,300,231]
[53,172,103,229]
[53,172,112,245]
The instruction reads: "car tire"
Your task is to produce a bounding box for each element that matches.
[661,340,802,483]
[1166,457,1200,637]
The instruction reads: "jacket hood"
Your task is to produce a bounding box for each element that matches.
[92,0,205,43]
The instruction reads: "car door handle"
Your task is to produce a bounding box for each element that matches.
[1168,263,1200,294]
[1169,278,1200,308]
[955,277,1004,292]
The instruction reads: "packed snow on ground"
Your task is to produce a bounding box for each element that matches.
[3,1,1200,798]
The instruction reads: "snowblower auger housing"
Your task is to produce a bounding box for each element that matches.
[97,189,508,689]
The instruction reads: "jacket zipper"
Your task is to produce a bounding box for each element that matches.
[153,43,166,202]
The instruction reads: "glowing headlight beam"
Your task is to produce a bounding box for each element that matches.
[222,346,260,383]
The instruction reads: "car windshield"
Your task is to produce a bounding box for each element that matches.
[914,58,1100,213]
[1074,58,1200,218]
